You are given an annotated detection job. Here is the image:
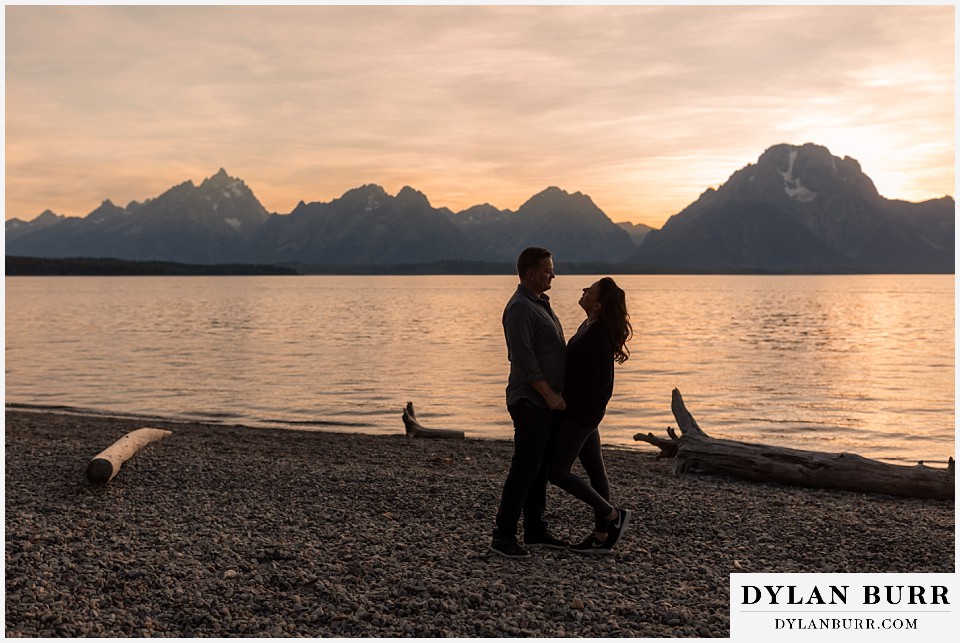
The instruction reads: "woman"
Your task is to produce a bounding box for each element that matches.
[549,277,633,554]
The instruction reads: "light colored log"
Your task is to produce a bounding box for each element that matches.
[402,403,465,439]
[635,389,954,501]
[86,428,173,484]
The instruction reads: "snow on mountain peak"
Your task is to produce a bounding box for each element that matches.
[223,182,244,199]
[778,149,818,203]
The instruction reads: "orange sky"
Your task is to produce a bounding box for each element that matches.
[4,4,955,228]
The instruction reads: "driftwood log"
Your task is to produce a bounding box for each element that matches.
[635,389,954,501]
[85,428,173,484]
[402,403,465,439]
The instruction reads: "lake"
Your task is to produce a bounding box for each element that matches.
[4,274,954,465]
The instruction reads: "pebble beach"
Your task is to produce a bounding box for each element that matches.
[4,409,954,638]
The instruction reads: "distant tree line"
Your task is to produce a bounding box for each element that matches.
[5,256,299,276]
[7,255,910,277]
[287,261,803,275]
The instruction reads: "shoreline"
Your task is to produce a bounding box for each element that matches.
[4,402,654,455]
[5,409,955,637]
[7,402,951,467]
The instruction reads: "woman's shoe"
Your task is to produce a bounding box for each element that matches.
[603,508,631,549]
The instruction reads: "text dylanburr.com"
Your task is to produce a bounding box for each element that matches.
[730,573,956,640]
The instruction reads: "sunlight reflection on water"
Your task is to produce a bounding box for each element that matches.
[5,274,954,464]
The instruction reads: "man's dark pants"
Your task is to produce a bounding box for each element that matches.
[493,398,557,540]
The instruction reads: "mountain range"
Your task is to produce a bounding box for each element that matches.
[638,143,954,272]
[6,143,954,273]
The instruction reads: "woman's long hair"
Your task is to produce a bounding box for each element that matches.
[596,277,632,364]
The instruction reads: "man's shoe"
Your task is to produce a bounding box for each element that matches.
[523,531,568,550]
[569,533,612,555]
[603,508,631,550]
[491,537,531,559]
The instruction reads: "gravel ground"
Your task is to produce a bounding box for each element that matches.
[4,409,954,637]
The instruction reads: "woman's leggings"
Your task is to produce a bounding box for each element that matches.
[549,415,614,529]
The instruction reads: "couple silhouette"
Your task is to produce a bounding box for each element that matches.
[492,247,633,559]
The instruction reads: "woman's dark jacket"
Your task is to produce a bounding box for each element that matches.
[563,319,615,429]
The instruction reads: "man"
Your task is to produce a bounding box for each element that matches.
[491,247,568,558]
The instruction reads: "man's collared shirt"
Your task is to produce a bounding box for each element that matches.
[502,284,566,408]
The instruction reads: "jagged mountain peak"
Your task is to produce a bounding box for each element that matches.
[326,184,438,214]
[751,142,879,203]
[396,185,431,208]
[539,185,569,196]
[4,209,67,245]
[446,203,512,229]
[340,184,388,200]
[246,182,469,265]
[527,185,584,201]
[758,142,863,174]
[87,199,127,223]
[198,169,253,200]
[759,142,832,165]
[519,186,605,223]
[154,180,197,204]
[34,209,63,224]
[457,203,510,216]
[5,209,62,230]
[199,168,235,186]
[327,184,390,214]
[90,199,125,214]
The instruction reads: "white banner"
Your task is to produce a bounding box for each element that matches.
[730,573,957,641]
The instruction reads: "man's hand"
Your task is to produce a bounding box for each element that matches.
[546,392,566,411]
[531,380,565,411]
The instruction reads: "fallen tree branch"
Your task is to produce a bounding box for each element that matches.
[634,389,954,500]
[86,427,173,484]
[636,430,679,460]
[402,403,465,439]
